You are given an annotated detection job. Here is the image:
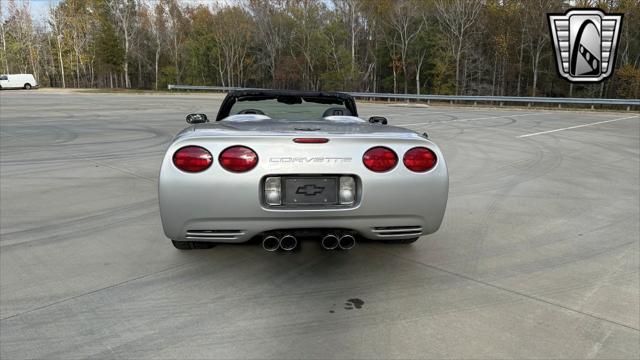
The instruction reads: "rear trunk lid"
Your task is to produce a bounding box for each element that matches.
[186,118,422,140]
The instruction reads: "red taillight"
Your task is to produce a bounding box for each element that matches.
[173,146,213,173]
[363,146,398,172]
[293,138,329,143]
[219,146,258,172]
[403,147,437,172]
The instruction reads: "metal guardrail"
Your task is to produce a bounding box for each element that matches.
[168,84,640,109]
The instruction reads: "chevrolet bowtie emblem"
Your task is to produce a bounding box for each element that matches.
[548,9,623,83]
[296,184,325,196]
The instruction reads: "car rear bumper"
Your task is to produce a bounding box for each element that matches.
[159,177,448,243]
[176,214,438,242]
[158,136,448,243]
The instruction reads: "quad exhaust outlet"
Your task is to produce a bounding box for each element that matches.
[279,234,298,251]
[321,234,339,250]
[262,235,280,252]
[322,233,356,250]
[338,234,356,250]
[264,232,356,252]
[263,233,298,251]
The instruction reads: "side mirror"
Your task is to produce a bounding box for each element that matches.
[368,116,388,125]
[186,113,209,124]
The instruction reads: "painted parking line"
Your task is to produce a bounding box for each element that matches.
[399,112,543,127]
[518,115,639,138]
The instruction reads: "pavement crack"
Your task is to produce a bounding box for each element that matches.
[371,247,640,332]
[0,262,194,322]
[68,152,158,183]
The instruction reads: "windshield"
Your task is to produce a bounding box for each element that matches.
[229,98,352,121]
[216,91,358,121]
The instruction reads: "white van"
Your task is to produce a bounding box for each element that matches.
[0,74,38,90]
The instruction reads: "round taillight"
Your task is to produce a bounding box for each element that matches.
[363,146,398,172]
[403,147,437,172]
[173,146,213,173]
[219,146,258,172]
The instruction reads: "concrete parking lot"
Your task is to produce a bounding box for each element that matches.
[1,90,638,359]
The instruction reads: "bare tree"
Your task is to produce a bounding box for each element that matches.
[333,0,364,88]
[380,27,400,94]
[523,0,556,96]
[248,0,289,88]
[211,6,252,88]
[288,0,327,90]
[144,0,165,90]
[516,23,525,96]
[415,44,427,95]
[386,0,424,94]
[65,1,95,87]
[164,0,185,85]
[5,0,38,76]
[435,0,482,94]
[48,5,65,88]
[0,0,9,74]
[108,0,137,88]
[414,7,436,95]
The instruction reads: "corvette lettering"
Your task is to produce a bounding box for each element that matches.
[269,157,352,163]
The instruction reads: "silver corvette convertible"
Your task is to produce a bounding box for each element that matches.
[159,90,448,251]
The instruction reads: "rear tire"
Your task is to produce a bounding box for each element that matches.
[171,240,216,250]
[384,237,418,244]
[23,83,32,90]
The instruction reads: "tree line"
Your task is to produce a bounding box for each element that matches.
[1,0,638,98]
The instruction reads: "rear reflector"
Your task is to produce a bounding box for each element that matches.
[173,146,213,173]
[403,147,437,172]
[293,138,329,143]
[219,146,258,172]
[363,146,398,172]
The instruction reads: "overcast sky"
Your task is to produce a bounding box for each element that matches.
[0,0,57,21]
[30,0,56,21]
[1,0,235,22]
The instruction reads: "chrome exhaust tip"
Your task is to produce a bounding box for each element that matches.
[262,235,280,252]
[338,234,356,250]
[279,234,298,251]
[321,234,339,250]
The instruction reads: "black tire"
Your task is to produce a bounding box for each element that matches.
[171,240,216,250]
[24,83,32,90]
[384,237,418,244]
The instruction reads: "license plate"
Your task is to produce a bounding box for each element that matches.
[283,177,338,205]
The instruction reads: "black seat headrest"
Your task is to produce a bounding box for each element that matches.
[322,107,352,117]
